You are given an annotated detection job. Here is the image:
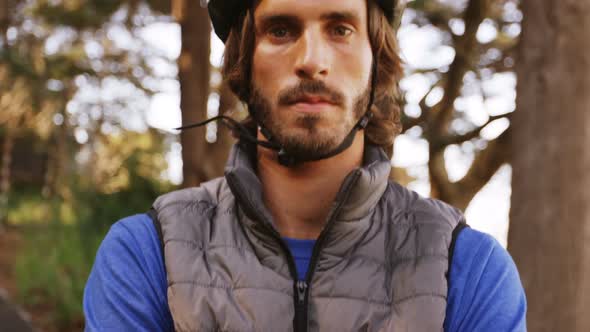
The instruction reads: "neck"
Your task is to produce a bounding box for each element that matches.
[257,132,365,240]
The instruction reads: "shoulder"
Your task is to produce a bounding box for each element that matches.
[84,214,173,331]
[450,228,517,280]
[153,177,228,212]
[445,228,527,331]
[385,181,465,229]
[86,214,161,267]
[151,178,233,243]
[88,214,165,284]
[109,213,161,245]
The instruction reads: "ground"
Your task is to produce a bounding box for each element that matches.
[0,227,57,332]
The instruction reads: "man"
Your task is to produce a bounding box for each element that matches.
[84,0,527,331]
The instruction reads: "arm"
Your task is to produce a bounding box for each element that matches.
[83,214,174,331]
[444,228,527,332]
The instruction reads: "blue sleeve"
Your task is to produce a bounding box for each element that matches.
[83,214,174,332]
[444,228,527,332]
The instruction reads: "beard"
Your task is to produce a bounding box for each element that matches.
[249,80,370,160]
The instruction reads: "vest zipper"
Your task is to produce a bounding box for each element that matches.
[227,169,362,332]
[261,226,307,332]
[226,173,305,331]
[296,280,308,304]
[295,280,308,331]
[296,170,363,332]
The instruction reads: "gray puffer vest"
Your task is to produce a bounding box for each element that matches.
[150,142,466,332]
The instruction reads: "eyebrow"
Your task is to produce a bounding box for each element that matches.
[256,14,301,30]
[319,11,361,24]
[256,10,361,29]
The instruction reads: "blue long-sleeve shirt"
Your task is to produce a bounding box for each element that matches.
[83,214,527,331]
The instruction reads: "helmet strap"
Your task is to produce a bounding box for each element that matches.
[176,60,378,167]
[179,1,380,167]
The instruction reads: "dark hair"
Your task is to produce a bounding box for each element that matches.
[221,0,403,158]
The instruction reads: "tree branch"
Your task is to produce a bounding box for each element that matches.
[401,114,423,134]
[451,126,511,210]
[430,0,492,135]
[401,81,440,133]
[429,125,511,211]
[433,112,512,151]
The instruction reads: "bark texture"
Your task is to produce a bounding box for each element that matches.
[507,1,590,331]
[0,128,13,229]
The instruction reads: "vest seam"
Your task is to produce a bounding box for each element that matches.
[385,183,459,230]
[393,292,447,305]
[394,212,457,231]
[407,207,456,229]
[393,218,457,227]
[384,209,458,232]
[317,253,448,272]
[159,200,216,214]
[164,239,259,257]
[310,295,392,307]
[307,291,447,307]
[392,254,449,269]
[411,213,454,229]
[168,281,292,296]
[390,254,448,266]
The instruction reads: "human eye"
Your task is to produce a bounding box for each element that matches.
[330,24,354,38]
[267,25,293,40]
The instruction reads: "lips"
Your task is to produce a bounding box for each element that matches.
[289,94,335,106]
[289,95,335,113]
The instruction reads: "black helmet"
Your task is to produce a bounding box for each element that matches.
[207,0,400,43]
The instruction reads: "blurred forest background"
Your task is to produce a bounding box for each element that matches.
[0,0,588,331]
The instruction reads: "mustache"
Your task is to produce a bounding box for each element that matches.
[277,80,345,107]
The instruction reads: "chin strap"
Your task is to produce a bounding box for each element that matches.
[175,115,277,150]
[176,60,378,167]
[275,111,373,167]
[175,110,373,167]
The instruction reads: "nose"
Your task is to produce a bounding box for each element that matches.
[294,28,329,80]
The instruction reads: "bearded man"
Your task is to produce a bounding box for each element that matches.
[83,0,527,331]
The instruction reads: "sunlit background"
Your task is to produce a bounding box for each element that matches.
[140,3,518,246]
[0,0,521,330]
[36,2,519,246]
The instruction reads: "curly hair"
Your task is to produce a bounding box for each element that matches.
[221,0,403,158]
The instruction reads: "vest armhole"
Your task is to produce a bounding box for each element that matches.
[147,208,166,268]
[447,222,469,281]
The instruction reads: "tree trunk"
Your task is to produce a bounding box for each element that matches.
[507,1,590,331]
[209,82,238,167]
[175,0,211,187]
[174,1,233,188]
[0,1,16,34]
[0,128,14,230]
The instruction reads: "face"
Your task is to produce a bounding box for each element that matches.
[251,0,374,159]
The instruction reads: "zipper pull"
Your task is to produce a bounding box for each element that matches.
[296,280,308,304]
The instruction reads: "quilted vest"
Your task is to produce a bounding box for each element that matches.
[151,142,466,332]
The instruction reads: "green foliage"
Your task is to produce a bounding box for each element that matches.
[1,0,176,329]
[31,0,124,29]
[12,157,173,329]
[75,156,173,232]
[15,224,98,329]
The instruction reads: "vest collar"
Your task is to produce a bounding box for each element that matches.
[224,142,391,230]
